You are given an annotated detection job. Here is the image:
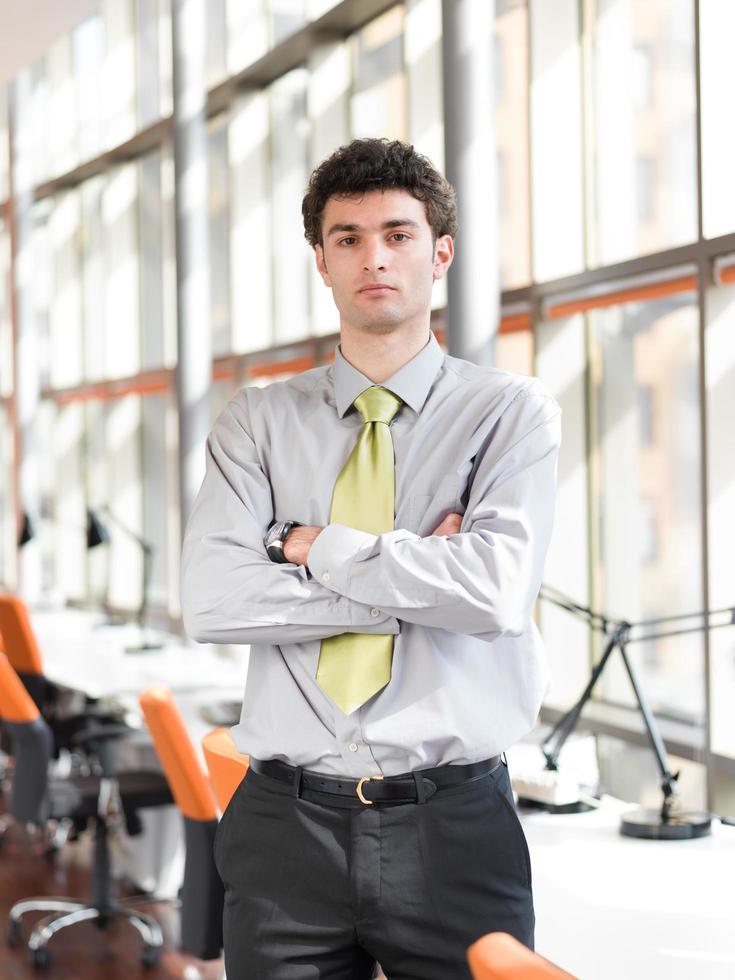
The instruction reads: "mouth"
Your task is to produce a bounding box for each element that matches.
[358,285,396,295]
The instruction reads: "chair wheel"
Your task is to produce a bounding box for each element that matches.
[7,918,22,947]
[140,944,161,968]
[30,946,51,969]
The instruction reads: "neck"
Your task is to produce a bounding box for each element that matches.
[339,323,431,383]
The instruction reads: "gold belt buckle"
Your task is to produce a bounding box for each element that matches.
[356,774,384,805]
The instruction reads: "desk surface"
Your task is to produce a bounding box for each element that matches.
[31,608,248,701]
[520,795,735,980]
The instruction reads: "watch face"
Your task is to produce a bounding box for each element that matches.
[265,521,287,548]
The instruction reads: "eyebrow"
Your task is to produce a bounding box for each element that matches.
[326,218,421,237]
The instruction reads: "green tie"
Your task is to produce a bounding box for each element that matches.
[316,386,403,714]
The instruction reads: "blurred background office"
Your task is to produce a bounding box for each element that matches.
[0,0,734,889]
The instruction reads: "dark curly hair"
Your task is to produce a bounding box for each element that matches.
[302,138,459,248]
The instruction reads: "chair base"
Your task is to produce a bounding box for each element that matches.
[8,895,163,969]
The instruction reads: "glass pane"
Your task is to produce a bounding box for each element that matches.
[46,35,77,179]
[229,91,272,353]
[308,40,349,336]
[226,0,269,75]
[81,176,106,382]
[0,217,11,399]
[0,86,10,201]
[404,0,446,312]
[49,191,83,389]
[142,393,170,609]
[700,0,735,238]
[536,313,592,710]
[73,14,105,163]
[270,68,310,344]
[496,0,531,288]
[139,151,167,369]
[529,0,584,281]
[206,0,228,88]
[52,403,86,602]
[102,163,141,379]
[495,328,533,375]
[351,6,407,141]
[588,292,703,727]
[591,0,697,264]
[705,283,735,758]
[102,0,138,149]
[0,400,16,589]
[270,0,308,44]
[136,0,165,128]
[209,113,232,356]
[106,394,144,612]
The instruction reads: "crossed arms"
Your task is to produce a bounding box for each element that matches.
[180,391,561,646]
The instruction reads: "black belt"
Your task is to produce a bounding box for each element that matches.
[248,755,503,806]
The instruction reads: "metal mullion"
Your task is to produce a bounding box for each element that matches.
[693,0,714,812]
[5,99,20,589]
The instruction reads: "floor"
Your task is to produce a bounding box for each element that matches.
[0,816,223,980]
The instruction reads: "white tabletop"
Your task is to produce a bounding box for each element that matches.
[522,795,735,980]
[31,607,248,702]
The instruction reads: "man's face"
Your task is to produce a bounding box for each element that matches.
[314,189,453,335]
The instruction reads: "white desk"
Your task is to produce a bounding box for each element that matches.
[29,606,248,896]
[521,795,735,980]
[31,608,248,701]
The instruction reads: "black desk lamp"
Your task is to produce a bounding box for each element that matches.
[92,507,162,653]
[18,511,34,547]
[538,585,731,840]
[18,510,109,552]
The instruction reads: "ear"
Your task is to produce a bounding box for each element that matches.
[315,244,332,287]
[432,235,454,281]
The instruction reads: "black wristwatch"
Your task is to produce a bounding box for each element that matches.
[264,520,302,564]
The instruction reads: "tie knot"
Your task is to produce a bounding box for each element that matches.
[353,386,403,425]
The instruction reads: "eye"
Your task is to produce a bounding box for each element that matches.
[391,233,409,242]
[337,236,357,246]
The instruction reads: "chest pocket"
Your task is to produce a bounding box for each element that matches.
[406,475,461,536]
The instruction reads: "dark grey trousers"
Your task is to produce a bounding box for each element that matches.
[213,758,534,979]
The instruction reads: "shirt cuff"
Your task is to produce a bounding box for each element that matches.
[307,523,376,597]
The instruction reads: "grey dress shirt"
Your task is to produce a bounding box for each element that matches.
[181,331,561,777]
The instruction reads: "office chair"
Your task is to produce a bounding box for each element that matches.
[0,593,123,759]
[0,653,173,969]
[0,594,47,709]
[139,686,224,962]
[467,932,576,979]
[201,727,249,813]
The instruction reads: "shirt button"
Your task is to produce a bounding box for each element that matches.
[322,572,331,582]
[348,743,358,753]
[370,608,380,617]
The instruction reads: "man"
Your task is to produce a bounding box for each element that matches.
[181,138,561,979]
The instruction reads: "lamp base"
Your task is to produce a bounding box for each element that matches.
[518,797,596,814]
[620,807,712,840]
[125,639,164,654]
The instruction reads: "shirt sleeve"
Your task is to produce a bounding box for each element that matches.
[180,396,400,646]
[306,390,561,641]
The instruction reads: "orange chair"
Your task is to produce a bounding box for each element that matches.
[201,727,249,813]
[467,933,576,979]
[0,594,47,709]
[139,686,224,961]
[0,593,121,760]
[0,653,171,969]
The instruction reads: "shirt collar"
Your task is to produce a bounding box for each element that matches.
[333,331,445,419]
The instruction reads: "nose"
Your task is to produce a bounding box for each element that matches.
[362,238,389,272]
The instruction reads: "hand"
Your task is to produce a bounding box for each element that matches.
[431,512,463,536]
[283,525,323,566]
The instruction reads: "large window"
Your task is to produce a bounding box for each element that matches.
[2,0,735,811]
[589,0,697,265]
[588,291,703,726]
[496,0,531,287]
